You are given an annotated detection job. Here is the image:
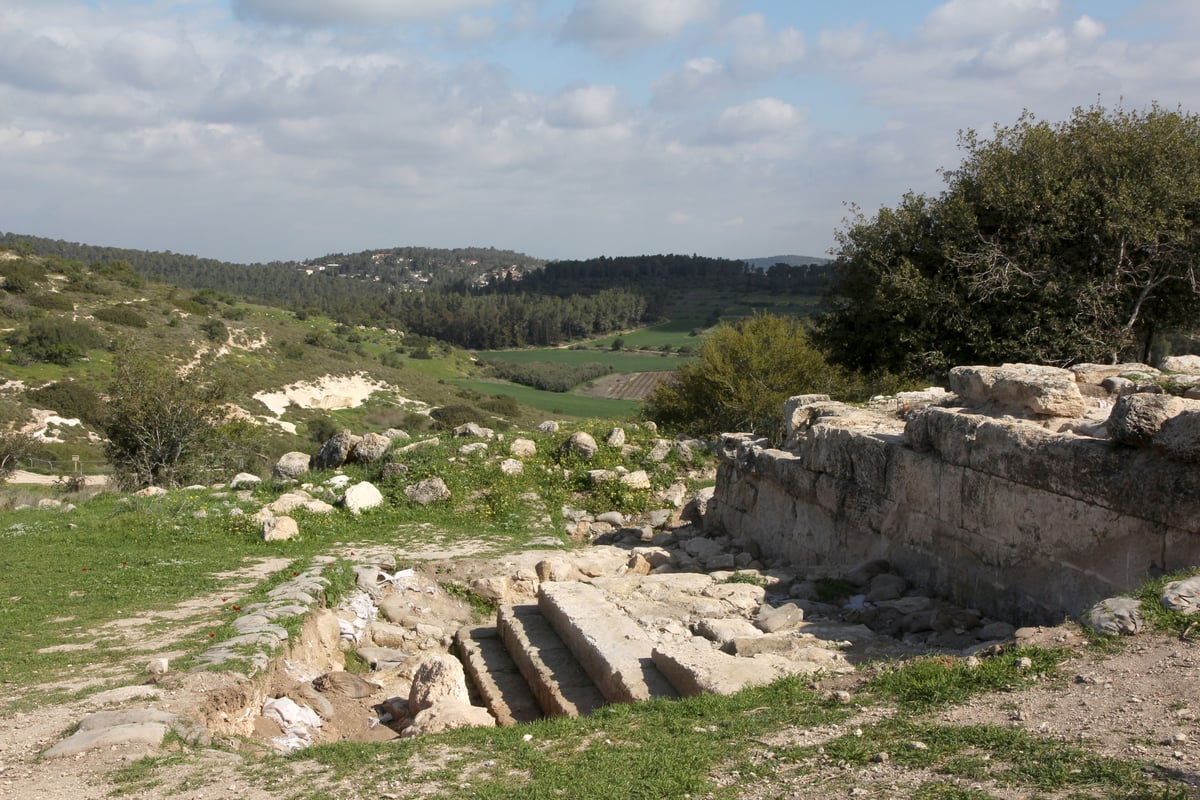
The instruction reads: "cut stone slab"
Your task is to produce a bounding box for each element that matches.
[693,617,763,647]
[45,708,179,758]
[498,604,607,718]
[537,582,678,704]
[455,625,543,726]
[652,641,783,697]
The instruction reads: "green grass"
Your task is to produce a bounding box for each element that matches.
[451,378,640,419]
[864,647,1065,711]
[474,347,688,372]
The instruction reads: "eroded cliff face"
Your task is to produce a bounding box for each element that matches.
[709,364,1200,624]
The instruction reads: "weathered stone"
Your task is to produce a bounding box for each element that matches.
[453,422,494,439]
[1108,393,1187,446]
[756,601,806,633]
[403,699,496,736]
[620,470,652,490]
[1161,355,1200,373]
[536,420,559,434]
[510,438,537,458]
[314,430,355,469]
[563,431,598,460]
[134,486,167,498]
[404,477,450,505]
[681,487,715,525]
[1161,575,1200,615]
[313,671,383,698]
[498,604,606,718]
[458,442,488,455]
[455,625,541,726]
[230,472,261,488]
[605,427,626,447]
[348,432,391,464]
[646,439,671,462]
[1083,597,1144,636]
[261,515,299,542]
[409,653,471,713]
[653,641,784,697]
[342,481,383,514]
[950,363,1086,417]
[693,617,763,646]
[499,458,524,475]
[866,573,908,602]
[1156,408,1200,462]
[1072,363,1159,385]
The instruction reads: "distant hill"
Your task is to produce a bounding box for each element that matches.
[742,254,832,270]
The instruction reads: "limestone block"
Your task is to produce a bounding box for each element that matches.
[1156,409,1200,462]
[348,432,391,464]
[652,641,783,697]
[314,430,355,469]
[510,438,537,457]
[402,700,496,736]
[1161,575,1200,615]
[1083,597,1144,636]
[1108,393,1186,446]
[453,422,494,439]
[404,477,450,505]
[605,427,626,447]
[950,364,1086,417]
[342,481,383,514]
[1161,355,1200,373]
[563,431,598,460]
[261,516,299,542]
[755,601,805,633]
[409,655,471,714]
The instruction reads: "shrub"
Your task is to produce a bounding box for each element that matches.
[28,381,106,426]
[430,405,483,430]
[483,361,612,392]
[7,318,105,365]
[0,431,35,481]
[480,394,520,417]
[26,293,74,312]
[307,415,340,445]
[93,305,149,328]
[102,354,229,488]
[199,318,227,343]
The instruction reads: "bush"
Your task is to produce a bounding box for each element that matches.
[199,318,227,343]
[26,293,74,312]
[480,394,520,417]
[0,431,35,481]
[102,354,229,488]
[430,405,483,430]
[307,415,340,445]
[93,305,149,328]
[7,319,105,365]
[28,381,106,426]
[644,313,846,445]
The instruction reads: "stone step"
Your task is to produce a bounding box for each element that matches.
[497,604,607,718]
[537,582,678,704]
[455,625,543,727]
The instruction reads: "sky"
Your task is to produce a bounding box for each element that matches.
[1,0,1197,264]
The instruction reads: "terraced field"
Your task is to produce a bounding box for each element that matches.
[578,371,674,400]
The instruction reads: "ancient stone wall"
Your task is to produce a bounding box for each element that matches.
[709,364,1200,624]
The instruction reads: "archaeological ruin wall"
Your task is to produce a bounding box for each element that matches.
[708,363,1200,624]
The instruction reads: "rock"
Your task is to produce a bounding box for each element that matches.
[949,364,1086,417]
[1161,355,1200,373]
[409,654,471,714]
[693,617,763,646]
[646,439,671,462]
[134,486,167,498]
[536,420,559,434]
[681,487,715,525]
[314,430,356,470]
[845,559,892,587]
[1083,597,1144,636]
[273,451,311,480]
[673,441,694,462]
[261,516,299,542]
[267,491,312,514]
[459,442,489,455]
[146,658,169,676]
[595,510,624,527]
[1156,408,1200,462]
[1108,394,1187,446]
[402,699,495,736]
[404,477,450,505]
[620,470,652,490]
[348,432,391,464]
[499,458,524,475]
[563,431,598,460]
[453,422,494,439]
[756,601,806,633]
[976,621,1016,641]
[659,482,688,508]
[605,427,626,447]
[1072,363,1159,385]
[510,438,537,458]
[342,482,383,514]
[311,672,382,699]
[866,573,907,602]
[229,472,261,489]
[384,428,410,440]
[1161,575,1200,615]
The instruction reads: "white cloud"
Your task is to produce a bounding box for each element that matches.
[652,56,729,108]
[713,97,805,142]
[562,0,720,49]
[724,14,806,77]
[451,14,499,42]
[231,0,495,26]
[1072,15,1106,40]
[545,84,625,128]
[922,0,1060,41]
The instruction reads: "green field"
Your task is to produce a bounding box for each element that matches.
[452,378,640,419]
[474,347,687,371]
